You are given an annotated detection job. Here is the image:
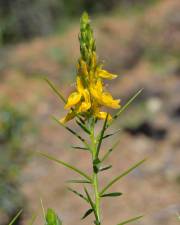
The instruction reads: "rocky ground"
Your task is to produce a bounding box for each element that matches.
[0,0,180,224]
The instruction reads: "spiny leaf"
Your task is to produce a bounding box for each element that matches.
[8,209,23,225]
[117,215,143,225]
[71,146,89,151]
[38,151,92,182]
[103,129,121,139]
[53,116,89,149]
[96,114,108,158]
[84,187,98,220]
[101,139,120,163]
[76,119,91,134]
[46,208,62,225]
[67,187,88,203]
[101,192,122,198]
[81,208,93,219]
[108,89,143,128]
[93,158,101,173]
[66,179,91,184]
[100,159,146,195]
[114,89,143,119]
[99,165,112,172]
[84,187,95,207]
[45,77,66,103]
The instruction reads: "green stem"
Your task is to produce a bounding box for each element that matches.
[93,172,100,224]
[90,120,101,225]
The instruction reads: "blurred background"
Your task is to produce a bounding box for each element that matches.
[0,0,180,224]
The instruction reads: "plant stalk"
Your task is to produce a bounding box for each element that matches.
[93,172,100,224]
[90,120,101,225]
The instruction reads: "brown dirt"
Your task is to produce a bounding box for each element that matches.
[1,0,180,225]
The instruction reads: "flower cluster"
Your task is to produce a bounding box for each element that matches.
[61,12,120,123]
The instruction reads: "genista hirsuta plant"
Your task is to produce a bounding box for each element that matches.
[43,12,145,225]
[9,12,145,225]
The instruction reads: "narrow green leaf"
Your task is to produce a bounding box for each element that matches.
[117,215,143,225]
[53,116,89,149]
[100,159,146,195]
[38,151,92,182]
[101,139,120,163]
[66,179,91,184]
[28,214,37,225]
[71,146,89,151]
[76,119,91,134]
[45,77,66,103]
[81,208,93,220]
[99,165,112,172]
[67,187,88,203]
[103,129,121,139]
[84,187,98,220]
[114,89,143,119]
[96,114,108,158]
[78,116,86,124]
[8,209,23,225]
[101,192,122,197]
[93,158,101,173]
[108,89,143,128]
[46,208,62,225]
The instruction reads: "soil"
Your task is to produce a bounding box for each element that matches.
[0,0,180,224]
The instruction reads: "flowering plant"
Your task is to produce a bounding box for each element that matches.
[9,12,145,225]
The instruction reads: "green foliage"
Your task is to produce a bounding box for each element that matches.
[117,215,143,225]
[45,208,62,225]
[39,87,145,225]
[8,209,23,225]
[100,159,146,196]
[0,10,147,225]
[38,151,92,182]
[39,13,145,225]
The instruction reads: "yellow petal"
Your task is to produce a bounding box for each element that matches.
[65,92,82,109]
[78,101,91,112]
[80,59,88,77]
[60,110,76,123]
[96,111,112,121]
[96,79,103,92]
[91,52,97,68]
[97,69,117,80]
[90,81,120,109]
[83,89,91,103]
[90,79,103,99]
[76,76,84,94]
[101,92,120,109]
[78,89,91,112]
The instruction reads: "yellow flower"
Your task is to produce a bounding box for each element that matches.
[97,68,117,80]
[90,79,120,109]
[77,89,91,113]
[79,59,89,77]
[64,76,91,112]
[60,12,121,123]
[64,92,81,109]
[96,111,112,121]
